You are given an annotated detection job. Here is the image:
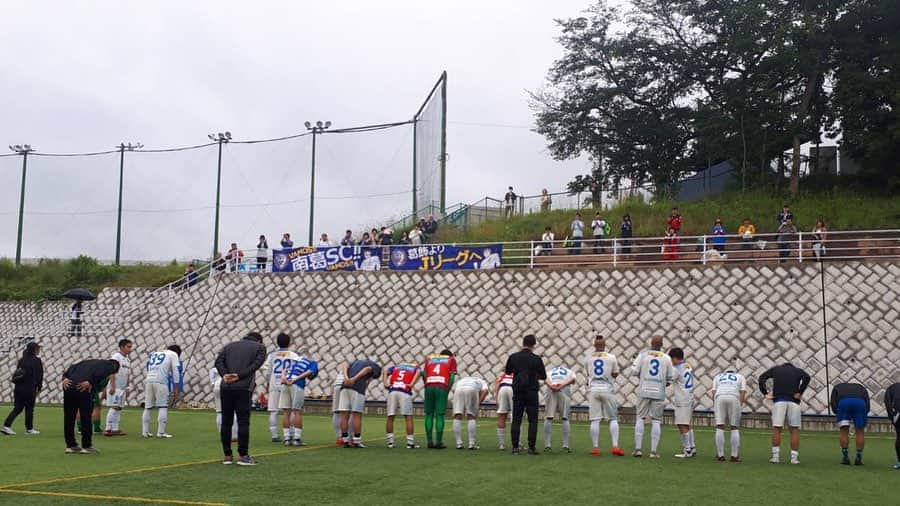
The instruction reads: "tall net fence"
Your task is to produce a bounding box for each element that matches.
[413,72,447,220]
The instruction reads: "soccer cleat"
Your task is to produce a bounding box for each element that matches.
[142,433,154,438]
[527,447,540,456]
[841,456,850,465]
[790,456,800,465]
[156,433,174,439]
[336,438,344,446]
[103,430,114,437]
[236,456,257,466]
[65,446,83,454]
[730,456,743,463]
[427,442,435,449]
[563,446,572,454]
[284,439,292,447]
[674,452,690,459]
[648,453,661,459]
[1,427,15,435]
[854,456,863,466]
[353,442,367,449]
[272,436,283,443]
[769,456,780,464]
[544,446,552,453]
[893,462,900,470]
[457,443,465,450]
[343,441,353,448]
[611,447,625,457]
[112,430,128,437]
[387,442,395,448]
[632,449,643,458]
[468,444,480,450]
[222,455,234,465]
[716,456,726,462]
[407,443,420,449]
[293,439,304,447]
[591,448,601,457]
[498,444,506,451]
[81,447,100,454]
[434,443,447,450]
[25,429,40,435]
[511,447,521,455]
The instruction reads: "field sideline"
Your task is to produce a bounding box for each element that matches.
[0,406,895,505]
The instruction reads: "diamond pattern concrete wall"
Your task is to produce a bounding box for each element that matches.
[1,262,898,416]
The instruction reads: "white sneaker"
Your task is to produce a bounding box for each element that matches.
[674,453,688,458]
[156,433,174,438]
[468,444,480,450]
[769,455,780,464]
[790,456,800,465]
[1,427,15,435]
[387,442,395,448]
[498,444,506,451]
[142,433,154,438]
[25,429,40,435]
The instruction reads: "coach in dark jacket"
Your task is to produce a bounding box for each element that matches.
[504,334,547,455]
[61,359,119,453]
[215,331,267,465]
[3,342,44,435]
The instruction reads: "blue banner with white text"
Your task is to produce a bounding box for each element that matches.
[271,246,382,272]
[388,244,503,270]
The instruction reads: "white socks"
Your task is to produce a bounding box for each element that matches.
[216,413,222,432]
[610,420,620,448]
[681,432,690,451]
[141,409,151,435]
[468,419,477,446]
[650,420,661,453]
[270,412,279,438]
[716,429,725,457]
[634,418,645,450]
[590,420,600,448]
[731,430,740,457]
[157,408,168,435]
[544,419,553,447]
[387,432,395,445]
[688,429,695,449]
[497,427,505,445]
[453,419,462,446]
[106,410,121,431]
[562,420,571,447]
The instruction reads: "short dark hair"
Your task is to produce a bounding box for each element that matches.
[522,334,536,347]
[276,332,291,348]
[118,339,132,348]
[440,349,453,356]
[168,344,182,356]
[246,332,263,343]
[668,347,684,360]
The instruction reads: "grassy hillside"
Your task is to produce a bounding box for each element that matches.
[433,188,900,243]
[0,256,184,301]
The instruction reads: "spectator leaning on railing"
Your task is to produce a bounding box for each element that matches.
[541,227,554,256]
[341,230,355,246]
[620,214,633,255]
[256,235,268,272]
[711,219,727,253]
[226,243,243,272]
[213,252,226,276]
[663,227,679,261]
[280,233,293,249]
[319,234,332,247]
[738,218,756,250]
[811,220,827,260]
[777,218,798,262]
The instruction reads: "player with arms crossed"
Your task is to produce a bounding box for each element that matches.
[585,336,624,456]
[280,351,318,446]
[884,382,900,470]
[141,345,181,438]
[423,349,457,449]
[452,376,490,450]
[712,365,747,462]
[632,336,673,458]
[383,361,421,449]
[495,372,514,450]
[104,339,133,436]
[260,333,296,443]
[669,347,696,458]
[543,365,576,453]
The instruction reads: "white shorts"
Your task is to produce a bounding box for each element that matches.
[144,382,170,409]
[772,401,801,428]
[544,390,571,420]
[279,386,305,411]
[452,387,481,417]
[715,396,742,427]
[588,391,617,421]
[674,402,693,425]
[267,384,283,413]
[387,391,414,417]
[636,398,665,421]
[337,389,366,413]
[105,390,126,408]
[213,387,222,413]
[496,387,513,415]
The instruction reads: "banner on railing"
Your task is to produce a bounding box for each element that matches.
[271,246,382,272]
[389,244,503,271]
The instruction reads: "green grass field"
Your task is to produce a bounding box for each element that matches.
[0,406,896,505]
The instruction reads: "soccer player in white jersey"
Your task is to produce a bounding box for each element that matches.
[713,366,748,462]
[209,366,237,441]
[585,335,624,456]
[452,376,489,449]
[495,372,514,450]
[544,365,576,453]
[104,339,133,436]
[632,335,674,458]
[669,347,696,458]
[142,344,182,438]
[279,352,318,446]
[260,333,297,443]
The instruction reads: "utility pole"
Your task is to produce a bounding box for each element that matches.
[304,121,331,246]
[8,144,35,266]
[114,142,142,265]
[207,132,232,258]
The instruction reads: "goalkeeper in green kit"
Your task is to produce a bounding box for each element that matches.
[423,350,457,449]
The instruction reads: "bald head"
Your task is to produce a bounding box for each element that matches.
[650,335,664,350]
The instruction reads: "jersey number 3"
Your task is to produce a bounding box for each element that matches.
[649,359,660,377]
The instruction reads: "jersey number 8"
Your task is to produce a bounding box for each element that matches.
[593,359,604,377]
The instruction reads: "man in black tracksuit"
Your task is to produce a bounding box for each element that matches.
[504,334,547,455]
[215,332,267,465]
[759,362,810,464]
[884,382,900,470]
[61,359,120,453]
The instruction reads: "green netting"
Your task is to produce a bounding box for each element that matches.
[413,72,446,219]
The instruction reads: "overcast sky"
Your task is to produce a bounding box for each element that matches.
[0,0,609,263]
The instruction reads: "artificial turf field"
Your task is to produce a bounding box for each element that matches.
[0,406,896,505]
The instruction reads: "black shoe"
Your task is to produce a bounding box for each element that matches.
[511,447,521,455]
[855,457,863,466]
[434,443,447,450]
[527,447,539,456]
[841,456,850,465]
[427,442,435,449]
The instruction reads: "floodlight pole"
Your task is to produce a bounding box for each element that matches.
[10,145,34,266]
[209,132,231,258]
[114,142,141,265]
[305,121,331,246]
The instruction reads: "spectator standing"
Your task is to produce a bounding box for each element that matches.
[884,382,900,469]
[215,332,267,466]
[212,252,226,276]
[759,362,811,465]
[318,233,332,247]
[280,233,293,249]
[541,227,554,256]
[409,226,424,245]
[256,235,268,272]
[61,358,120,453]
[186,264,198,287]
[540,189,552,212]
[69,301,83,337]
[226,243,243,272]
[591,213,609,255]
[2,342,43,435]
[340,230,355,246]
[504,335,547,455]
[360,232,373,246]
[417,218,427,235]
[504,187,517,218]
[423,215,438,236]
[620,214,633,255]
[777,205,794,226]
[663,227,679,261]
[399,231,410,245]
[811,220,827,260]
[380,227,394,246]
[777,218,798,262]
[711,219,727,253]
[738,218,756,250]
[371,228,382,246]
[668,207,682,233]
[570,213,584,255]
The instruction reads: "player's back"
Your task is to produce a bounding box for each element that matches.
[586,351,618,394]
[424,354,456,389]
[111,351,131,388]
[387,363,419,392]
[714,371,746,398]
[634,350,672,400]
[287,355,319,388]
[266,349,300,385]
[672,362,695,405]
[548,366,575,395]
[456,377,486,391]
[146,350,179,384]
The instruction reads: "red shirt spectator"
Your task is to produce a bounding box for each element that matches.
[668,207,682,232]
[663,227,679,260]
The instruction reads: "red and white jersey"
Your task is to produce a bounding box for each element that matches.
[497,373,514,389]
[424,354,457,390]
[386,363,419,394]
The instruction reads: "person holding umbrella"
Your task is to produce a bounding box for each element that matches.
[64,288,95,337]
[2,342,44,435]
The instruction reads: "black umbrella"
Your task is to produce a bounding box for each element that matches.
[63,288,95,301]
